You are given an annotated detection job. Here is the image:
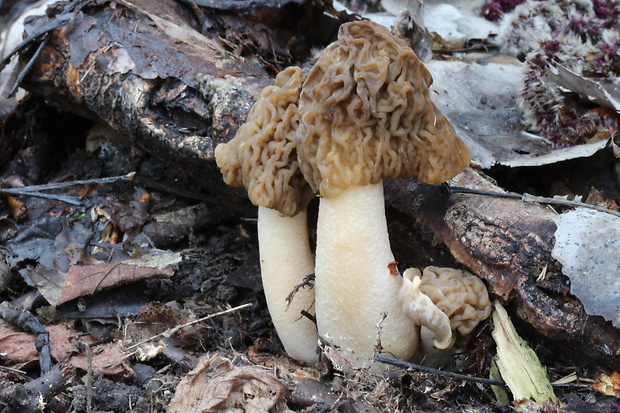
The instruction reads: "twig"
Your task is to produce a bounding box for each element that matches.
[374,354,592,389]
[132,175,217,203]
[285,273,314,310]
[76,340,93,413]
[300,309,316,325]
[0,188,82,205]
[8,37,49,98]
[433,44,497,54]
[521,193,620,218]
[374,353,506,386]
[449,186,620,218]
[0,173,135,206]
[0,366,29,382]
[0,365,70,413]
[0,12,76,72]
[12,172,135,192]
[124,302,252,352]
[0,302,51,375]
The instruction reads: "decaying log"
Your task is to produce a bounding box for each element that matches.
[11,0,347,213]
[6,0,620,369]
[386,171,620,369]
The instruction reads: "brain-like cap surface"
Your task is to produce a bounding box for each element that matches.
[215,66,313,216]
[418,266,492,337]
[297,20,471,197]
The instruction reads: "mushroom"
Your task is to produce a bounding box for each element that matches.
[215,66,318,364]
[296,21,471,368]
[401,266,492,368]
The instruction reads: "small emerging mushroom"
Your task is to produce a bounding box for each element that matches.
[296,21,471,368]
[215,67,318,364]
[401,266,492,368]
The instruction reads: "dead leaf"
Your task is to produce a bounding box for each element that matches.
[0,321,132,376]
[552,208,620,328]
[544,64,620,113]
[426,59,617,169]
[169,354,292,413]
[29,251,181,306]
[56,262,174,306]
[0,319,38,362]
[47,325,133,377]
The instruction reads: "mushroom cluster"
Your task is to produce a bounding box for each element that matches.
[215,20,485,369]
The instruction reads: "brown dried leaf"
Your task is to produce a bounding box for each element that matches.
[47,325,133,377]
[54,262,174,306]
[0,322,132,376]
[169,355,291,413]
[0,319,38,363]
[30,251,181,306]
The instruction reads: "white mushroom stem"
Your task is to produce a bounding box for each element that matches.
[314,183,419,369]
[399,268,452,351]
[257,206,318,364]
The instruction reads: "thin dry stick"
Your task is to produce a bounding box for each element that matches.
[77,339,93,413]
[521,193,620,218]
[450,186,620,219]
[0,172,135,206]
[0,189,82,205]
[124,302,252,352]
[375,353,591,389]
[374,353,506,386]
[13,172,135,192]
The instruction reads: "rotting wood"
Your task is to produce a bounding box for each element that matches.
[0,365,70,412]
[6,0,620,370]
[10,0,349,213]
[385,169,620,370]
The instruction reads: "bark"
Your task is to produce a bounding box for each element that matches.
[8,0,620,369]
[386,170,620,369]
[16,0,343,213]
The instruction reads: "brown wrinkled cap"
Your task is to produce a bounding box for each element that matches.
[418,266,492,337]
[297,20,471,198]
[215,66,313,216]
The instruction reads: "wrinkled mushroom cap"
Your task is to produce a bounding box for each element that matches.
[215,66,313,216]
[418,266,492,338]
[297,20,471,198]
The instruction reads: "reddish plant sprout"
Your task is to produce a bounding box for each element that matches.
[521,38,596,147]
[591,34,620,76]
[481,1,505,21]
[565,16,601,40]
[518,0,620,148]
[593,0,620,21]
[480,0,526,21]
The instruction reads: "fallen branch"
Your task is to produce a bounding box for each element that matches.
[0,365,70,413]
[0,172,135,206]
[450,186,620,218]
